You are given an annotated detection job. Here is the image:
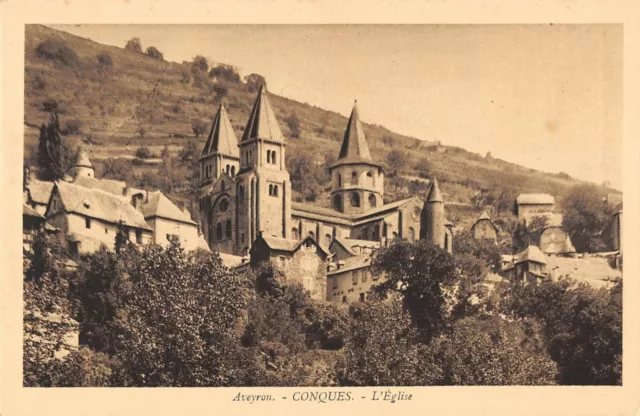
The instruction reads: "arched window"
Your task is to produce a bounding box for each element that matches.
[408,227,415,242]
[231,166,235,176]
[269,184,273,196]
[226,165,230,174]
[219,198,228,212]
[350,192,360,207]
[245,151,249,165]
[337,174,342,187]
[216,223,223,241]
[333,194,343,211]
[444,233,450,251]
[382,222,388,237]
[267,151,271,164]
[372,225,380,241]
[238,185,244,201]
[272,150,277,164]
[292,228,300,240]
[273,185,278,197]
[368,194,377,208]
[351,171,358,185]
[361,270,367,283]
[225,220,232,238]
[324,233,332,247]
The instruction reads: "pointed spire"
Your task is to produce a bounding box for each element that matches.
[76,147,93,168]
[241,85,284,143]
[338,100,373,161]
[478,210,491,221]
[201,104,239,158]
[427,178,443,203]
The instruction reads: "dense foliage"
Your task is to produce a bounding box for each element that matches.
[37,112,76,181]
[562,184,615,252]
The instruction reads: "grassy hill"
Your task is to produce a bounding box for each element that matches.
[24,24,620,227]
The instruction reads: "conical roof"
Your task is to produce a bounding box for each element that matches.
[338,101,373,162]
[241,85,284,143]
[426,178,443,203]
[76,148,93,168]
[201,105,239,158]
[478,210,491,221]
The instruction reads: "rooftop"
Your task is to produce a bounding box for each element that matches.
[201,104,240,158]
[328,253,375,275]
[141,191,196,225]
[241,85,285,144]
[517,193,555,205]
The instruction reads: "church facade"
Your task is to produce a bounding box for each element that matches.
[197,86,453,300]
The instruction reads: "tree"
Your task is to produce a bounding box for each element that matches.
[191,119,208,138]
[124,37,143,53]
[439,316,558,385]
[245,73,267,93]
[137,126,146,138]
[97,52,113,69]
[213,83,228,102]
[562,184,613,252]
[340,299,443,386]
[145,46,164,60]
[284,113,301,139]
[512,215,549,253]
[110,237,251,386]
[35,39,78,67]
[135,146,152,159]
[499,278,622,385]
[371,240,457,341]
[452,230,502,271]
[192,55,209,72]
[62,119,84,135]
[386,150,407,173]
[37,113,75,181]
[209,64,241,83]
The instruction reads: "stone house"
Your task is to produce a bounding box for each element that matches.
[250,234,330,300]
[327,253,381,303]
[515,193,560,225]
[470,210,498,241]
[500,245,548,283]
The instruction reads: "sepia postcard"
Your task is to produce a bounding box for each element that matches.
[1,0,640,415]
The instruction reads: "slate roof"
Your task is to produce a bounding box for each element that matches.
[241,85,285,143]
[293,197,418,226]
[201,104,240,158]
[516,193,555,205]
[23,204,44,219]
[328,253,375,275]
[141,191,196,225]
[514,245,547,265]
[74,176,130,196]
[260,235,330,256]
[336,101,373,163]
[27,179,54,205]
[472,210,498,231]
[53,181,151,230]
[426,178,443,203]
[332,237,380,256]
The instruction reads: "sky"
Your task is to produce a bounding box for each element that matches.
[52,24,623,190]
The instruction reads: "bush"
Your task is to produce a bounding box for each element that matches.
[137,126,146,138]
[97,52,113,68]
[41,99,66,114]
[35,39,78,67]
[62,119,84,135]
[245,73,267,93]
[209,64,241,83]
[386,149,407,172]
[284,113,301,139]
[145,46,164,60]
[135,146,152,159]
[31,75,47,90]
[124,37,143,53]
[191,119,208,138]
[192,55,209,72]
[213,83,228,102]
[179,71,191,84]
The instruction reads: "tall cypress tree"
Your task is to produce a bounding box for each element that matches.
[37,113,73,181]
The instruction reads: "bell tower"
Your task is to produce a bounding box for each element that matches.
[421,178,445,248]
[329,101,384,215]
[198,104,240,189]
[235,85,292,253]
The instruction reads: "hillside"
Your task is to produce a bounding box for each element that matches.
[23,24,620,227]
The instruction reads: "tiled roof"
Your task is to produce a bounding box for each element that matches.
[293,197,417,226]
[140,191,196,225]
[201,104,239,158]
[241,85,284,143]
[261,235,302,252]
[74,176,129,196]
[27,179,54,205]
[332,237,380,256]
[54,181,151,230]
[517,193,555,205]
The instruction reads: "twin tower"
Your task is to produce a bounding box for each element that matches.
[197,85,448,255]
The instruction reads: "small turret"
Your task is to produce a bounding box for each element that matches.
[74,148,94,179]
[421,178,445,248]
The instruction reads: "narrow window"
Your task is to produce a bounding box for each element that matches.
[408,227,415,242]
[273,185,278,196]
[272,150,277,164]
[337,174,342,187]
[267,151,271,164]
[292,228,299,240]
[350,192,360,207]
[231,166,236,176]
[269,184,273,196]
[333,194,343,211]
[85,217,91,229]
[361,270,367,283]
[105,228,108,234]
[333,277,338,289]
[136,229,142,244]
[351,171,357,185]
[325,233,332,247]
[352,272,358,285]
[216,223,223,241]
[226,220,232,238]
[359,293,365,302]
[368,193,377,208]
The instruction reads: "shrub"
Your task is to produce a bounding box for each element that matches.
[245,73,267,93]
[284,113,301,139]
[41,99,66,114]
[191,119,208,138]
[62,119,84,135]
[135,146,152,159]
[137,126,146,138]
[179,71,191,84]
[124,37,143,53]
[213,83,228,102]
[192,55,209,72]
[145,46,164,60]
[35,39,78,67]
[97,52,113,68]
[31,75,47,90]
[209,64,241,83]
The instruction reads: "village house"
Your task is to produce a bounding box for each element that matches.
[500,245,549,283]
[515,193,562,226]
[470,210,498,241]
[539,225,576,256]
[197,86,454,301]
[23,204,46,254]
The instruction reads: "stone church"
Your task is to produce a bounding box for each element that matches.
[197,86,453,299]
